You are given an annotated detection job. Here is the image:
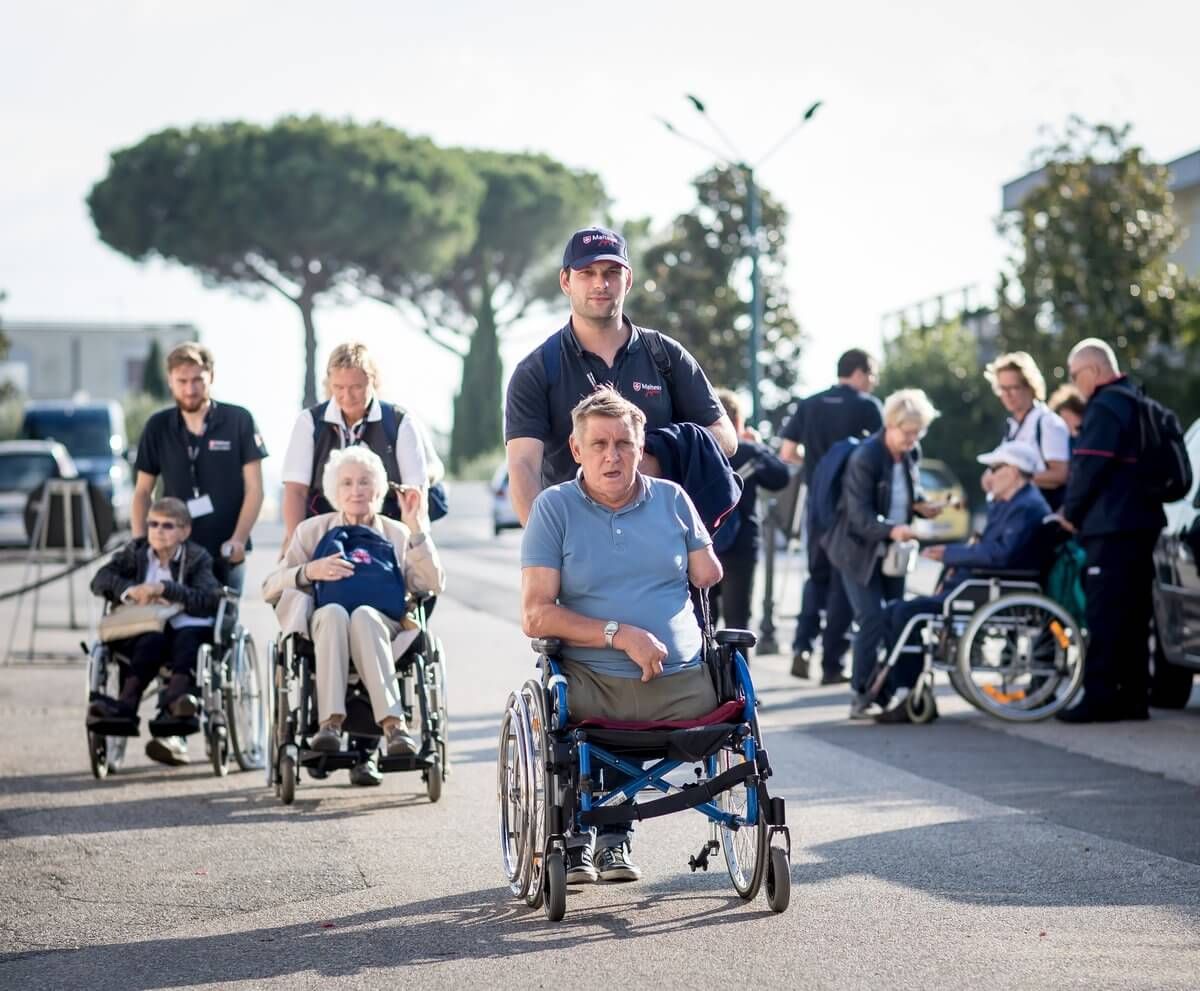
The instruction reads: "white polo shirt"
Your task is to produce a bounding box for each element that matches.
[1004,401,1070,471]
[281,399,429,490]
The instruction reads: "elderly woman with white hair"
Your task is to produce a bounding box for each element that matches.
[264,446,444,758]
[822,389,944,720]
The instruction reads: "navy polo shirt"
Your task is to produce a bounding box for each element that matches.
[135,400,268,557]
[781,384,883,483]
[504,317,725,489]
[521,474,711,679]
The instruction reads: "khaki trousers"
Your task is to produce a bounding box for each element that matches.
[311,604,404,725]
[560,660,717,723]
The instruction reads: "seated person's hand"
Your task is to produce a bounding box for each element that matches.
[304,552,355,583]
[740,426,762,444]
[922,544,947,561]
[614,625,668,683]
[395,485,428,533]
[889,524,916,542]
[638,452,662,478]
[125,582,164,605]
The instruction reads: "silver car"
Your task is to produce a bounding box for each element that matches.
[0,441,79,546]
[491,464,521,536]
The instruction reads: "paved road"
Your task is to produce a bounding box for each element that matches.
[1,484,1198,990]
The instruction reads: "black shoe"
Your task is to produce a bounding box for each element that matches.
[168,694,199,718]
[349,754,383,786]
[820,671,850,686]
[1055,699,1123,724]
[875,695,913,724]
[790,651,811,680]
[88,697,135,720]
[145,736,189,766]
[565,845,598,884]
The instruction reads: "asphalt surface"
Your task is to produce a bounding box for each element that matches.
[1,484,1198,990]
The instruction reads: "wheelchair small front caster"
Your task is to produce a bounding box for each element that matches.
[689,840,720,872]
[765,847,791,913]
[543,850,566,922]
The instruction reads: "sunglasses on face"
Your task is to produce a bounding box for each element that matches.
[147,520,179,531]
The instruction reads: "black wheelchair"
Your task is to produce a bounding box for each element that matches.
[85,589,266,778]
[497,628,791,922]
[866,563,1086,723]
[266,595,448,805]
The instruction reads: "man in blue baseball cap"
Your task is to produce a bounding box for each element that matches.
[504,226,737,525]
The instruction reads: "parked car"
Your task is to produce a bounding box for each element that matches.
[0,441,78,546]
[491,464,521,536]
[1150,417,1200,708]
[20,400,132,528]
[912,458,971,544]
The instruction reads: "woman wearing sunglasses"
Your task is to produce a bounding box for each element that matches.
[88,497,222,765]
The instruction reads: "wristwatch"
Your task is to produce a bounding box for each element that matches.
[604,620,620,650]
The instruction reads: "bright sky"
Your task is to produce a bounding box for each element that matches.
[3,0,1197,484]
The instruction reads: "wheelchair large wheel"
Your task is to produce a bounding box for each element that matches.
[227,634,266,772]
[497,690,540,901]
[716,741,768,900]
[428,638,449,776]
[519,682,550,910]
[956,593,1085,722]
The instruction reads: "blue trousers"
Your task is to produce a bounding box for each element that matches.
[841,566,906,694]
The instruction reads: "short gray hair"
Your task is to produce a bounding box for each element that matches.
[322,446,388,514]
[1068,337,1120,374]
[883,388,939,431]
[570,386,646,445]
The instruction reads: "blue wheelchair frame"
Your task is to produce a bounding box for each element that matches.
[555,648,759,832]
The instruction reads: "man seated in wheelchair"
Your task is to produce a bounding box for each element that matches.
[521,387,723,883]
[873,440,1053,722]
[263,446,444,761]
[88,497,222,765]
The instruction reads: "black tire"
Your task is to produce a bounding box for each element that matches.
[87,729,109,780]
[543,851,567,922]
[228,637,266,771]
[210,725,230,778]
[905,684,938,725]
[279,753,297,805]
[426,754,443,804]
[1150,632,1195,709]
[764,847,791,914]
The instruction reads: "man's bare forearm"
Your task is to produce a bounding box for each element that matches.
[509,460,542,527]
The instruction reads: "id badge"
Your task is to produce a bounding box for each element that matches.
[187,494,215,518]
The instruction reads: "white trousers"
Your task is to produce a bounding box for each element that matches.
[311,604,404,726]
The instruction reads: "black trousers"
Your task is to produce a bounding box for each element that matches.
[113,625,211,704]
[1080,530,1157,711]
[712,547,757,632]
[793,538,853,674]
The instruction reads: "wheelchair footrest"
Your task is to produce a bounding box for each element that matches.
[148,715,200,738]
[579,759,756,828]
[378,753,435,773]
[86,716,140,737]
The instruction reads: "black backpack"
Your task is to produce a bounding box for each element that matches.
[1135,392,1192,504]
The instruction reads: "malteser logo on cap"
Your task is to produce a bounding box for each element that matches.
[564,226,629,270]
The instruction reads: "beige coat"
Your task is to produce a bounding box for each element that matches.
[262,512,445,656]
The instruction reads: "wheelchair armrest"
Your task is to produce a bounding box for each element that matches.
[969,568,1041,580]
[531,637,562,656]
[714,628,757,649]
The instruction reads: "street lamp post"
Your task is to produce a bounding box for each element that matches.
[661,96,821,427]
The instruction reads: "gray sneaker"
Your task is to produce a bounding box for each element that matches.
[565,845,598,884]
[596,842,641,882]
[311,724,343,753]
[849,692,879,721]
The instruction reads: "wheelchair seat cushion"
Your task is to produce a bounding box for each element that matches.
[577,723,742,763]
[572,697,744,732]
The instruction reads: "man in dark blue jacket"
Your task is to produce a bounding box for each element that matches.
[875,441,1051,722]
[1056,339,1166,723]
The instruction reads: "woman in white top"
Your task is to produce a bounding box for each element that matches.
[983,351,1071,508]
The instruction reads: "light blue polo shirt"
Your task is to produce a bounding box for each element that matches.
[522,473,711,678]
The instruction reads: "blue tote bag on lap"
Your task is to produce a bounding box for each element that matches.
[312,525,407,621]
